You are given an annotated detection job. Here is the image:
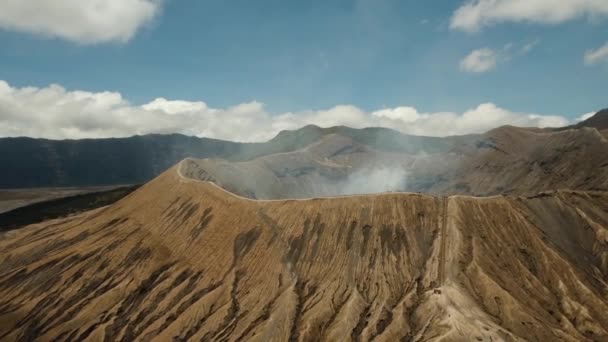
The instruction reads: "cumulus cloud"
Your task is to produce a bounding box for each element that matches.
[0,80,571,141]
[451,0,608,32]
[0,0,161,44]
[371,103,569,136]
[584,42,608,65]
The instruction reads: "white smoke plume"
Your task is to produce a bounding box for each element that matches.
[337,166,408,196]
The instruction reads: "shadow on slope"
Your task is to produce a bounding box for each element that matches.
[0,185,140,232]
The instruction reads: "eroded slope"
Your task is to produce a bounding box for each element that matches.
[181,124,608,199]
[439,126,608,196]
[1,164,607,341]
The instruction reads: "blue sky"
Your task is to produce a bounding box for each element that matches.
[0,0,607,141]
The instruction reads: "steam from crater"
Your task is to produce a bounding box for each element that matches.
[336,166,408,196]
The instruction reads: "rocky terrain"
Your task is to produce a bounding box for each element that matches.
[0,161,607,341]
[437,125,608,196]
[181,115,608,199]
[0,110,607,341]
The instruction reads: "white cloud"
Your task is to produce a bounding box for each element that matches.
[521,39,541,54]
[0,0,161,44]
[143,98,208,114]
[576,111,596,122]
[460,48,499,73]
[460,41,539,73]
[451,0,608,32]
[0,80,571,141]
[584,42,608,65]
[371,103,569,136]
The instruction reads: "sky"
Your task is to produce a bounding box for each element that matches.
[0,0,607,142]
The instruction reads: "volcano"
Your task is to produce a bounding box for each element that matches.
[1,116,608,341]
[1,159,608,341]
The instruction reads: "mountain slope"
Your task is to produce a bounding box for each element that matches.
[573,109,608,131]
[1,162,607,341]
[0,126,457,188]
[0,185,139,232]
[1,110,606,191]
[180,124,608,198]
[434,125,608,195]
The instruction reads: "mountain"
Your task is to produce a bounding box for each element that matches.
[551,109,608,133]
[1,115,607,341]
[0,127,456,189]
[573,109,608,131]
[436,125,608,195]
[2,110,606,192]
[180,124,608,198]
[0,134,238,188]
[180,134,433,199]
[1,162,607,341]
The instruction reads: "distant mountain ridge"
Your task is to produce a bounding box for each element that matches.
[575,108,608,130]
[0,109,606,189]
[0,126,460,188]
[555,108,608,131]
[182,122,608,198]
[1,111,608,341]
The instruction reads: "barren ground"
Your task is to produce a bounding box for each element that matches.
[0,163,606,341]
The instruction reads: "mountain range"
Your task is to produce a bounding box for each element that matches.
[0,109,606,190]
[0,109,607,341]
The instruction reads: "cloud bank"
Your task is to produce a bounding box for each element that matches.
[0,80,571,142]
[451,0,608,32]
[0,0,161,44]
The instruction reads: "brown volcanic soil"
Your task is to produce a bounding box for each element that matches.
[0,162,607,341]
[436,126,608,196]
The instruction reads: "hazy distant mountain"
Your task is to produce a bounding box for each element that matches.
[0,126,460,188]
[182,111,608,198]
[0,109,606,195]
[1,110,608,341]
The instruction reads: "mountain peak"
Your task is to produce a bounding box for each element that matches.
[576,109,608,130]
